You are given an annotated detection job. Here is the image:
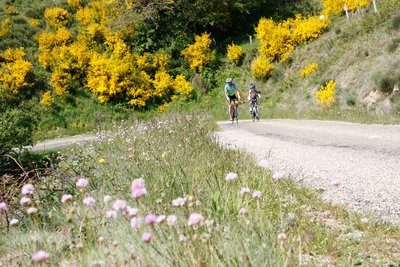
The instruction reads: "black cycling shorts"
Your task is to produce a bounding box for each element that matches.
[228,95,237,102]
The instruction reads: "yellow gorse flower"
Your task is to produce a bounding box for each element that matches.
[316,80,336,107]
[98,158,106,163]
[227,44,244,64]
[322,0,371,17]
[300,63,318,78]
[251,57,274,79]
[181,32,216,72]
[0,18,12,38]
[40,91,53,107]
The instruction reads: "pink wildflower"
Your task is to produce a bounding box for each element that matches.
[76,178,89,188]
[238,208,248,216]
[252,191,262,199]
[22,184,35,195]
[225,172,238,182]
[61,194,73,204]
[144,214,157,225]
[125,206,139,217]
[105,210,118,219]
[130,217,142,230]
[103,195,112,203]
[142,232,152,243]
[20,196,32,206]
[157,215,166,224]
[27,207,38,215]
[131,178,147,199]
[167,215,177,226]
[272,172,285,180]
[240,187,251,196]
[112,199,127,211]
[0,202,8,212]
[361,217,369,224]
[188,213,204,226]
[83,196,96,207]
[257,159,270,169]
[9,218,19,226]
[278,232,287,241]
[172,197,186,207]
[32,250,49,263]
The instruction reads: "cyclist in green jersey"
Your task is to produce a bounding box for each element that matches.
[224,78,241,121]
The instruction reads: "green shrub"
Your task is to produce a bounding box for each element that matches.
[390,14,400,30]
[0,108,37,155]
[374,73,398,94]
[387,37,400,53]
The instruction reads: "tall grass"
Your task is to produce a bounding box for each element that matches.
[1,114,399,266]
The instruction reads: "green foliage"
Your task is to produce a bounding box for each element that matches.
[387,37,400,53]
[0,107,37,155]
[390,14,400,30]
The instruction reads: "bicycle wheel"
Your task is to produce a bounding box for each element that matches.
[233,104,238,124]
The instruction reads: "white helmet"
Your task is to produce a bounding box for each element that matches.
[226,78,232,83]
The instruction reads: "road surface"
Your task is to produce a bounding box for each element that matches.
[215,119,400,226]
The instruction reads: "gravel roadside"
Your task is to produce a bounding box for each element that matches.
[215,119,400,226]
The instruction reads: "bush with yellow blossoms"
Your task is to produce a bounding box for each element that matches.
[323,0,371,17]
[227,44,244,64]
[40,91,53,107]
[0,48,32,96]
[316,80,336,107]
[35,1,192,108]
[0,18,12,38]
[5,7,19,16]
[300,63,319,78]
[251,56,274,79]
[44,7,72,29]
[181,32,216,72]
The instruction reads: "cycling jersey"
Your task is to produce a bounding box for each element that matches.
[224,83,238,96]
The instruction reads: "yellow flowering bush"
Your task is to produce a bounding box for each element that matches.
[251,56,274,79]
[35,0,191,108]
[67,0,82,10]
[323,0,371,17]
[40,91,53,107]
[5,7,18,15]
[290,15,330,45]
[300,63,318,78]
[173,74,193,95]
[44,7,72,29]
[28,19,40,27]
[316,80,335,106]
[0,18,12,38]
[181,32,216,72]
[256,15,329,63]
[227,44,244,64]
[0,48,32,96]
[158,103,169,112]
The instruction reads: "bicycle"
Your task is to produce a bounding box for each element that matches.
[250,99,259,122]
[229,99,239,124]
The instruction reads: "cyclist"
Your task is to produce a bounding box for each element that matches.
[224,78,241,121]
[247,82,260,114]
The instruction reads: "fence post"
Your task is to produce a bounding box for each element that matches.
[372,0,378,13]
[344,4,349,19]
[249,35,253,45]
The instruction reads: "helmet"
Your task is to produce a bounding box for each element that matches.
[249,83,256,89]
[226,78,232,83]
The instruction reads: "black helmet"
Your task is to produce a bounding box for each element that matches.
[249,83,256,89]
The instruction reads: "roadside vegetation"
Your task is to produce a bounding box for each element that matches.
[1,114,400,266]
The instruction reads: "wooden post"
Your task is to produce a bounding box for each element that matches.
[344,4,349,19]
[372,0,378,13]
[249,35,253,45]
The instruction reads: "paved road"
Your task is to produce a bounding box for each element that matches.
[216,119,400,226]
[31,134,98,152]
